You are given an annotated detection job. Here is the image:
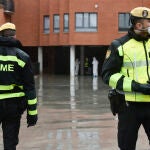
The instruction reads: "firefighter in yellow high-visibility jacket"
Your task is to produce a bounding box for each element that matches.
[102,7,150,150]
[0,22,38,150]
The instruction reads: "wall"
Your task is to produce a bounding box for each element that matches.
[13,0,40,46]
[12,0,150,46]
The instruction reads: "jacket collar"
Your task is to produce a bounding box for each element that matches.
[0,36,22,48]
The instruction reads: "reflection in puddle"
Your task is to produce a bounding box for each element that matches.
[92,77,98,91]
[37,74,43,106]
[75,76,79,90]
[93,94,98,105]
[92,77,98,105]
[70,76,76,110]
[35,75,110,114]
[70,77,77,129]
[47,129,101,150]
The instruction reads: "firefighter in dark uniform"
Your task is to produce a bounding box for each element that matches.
[0,22,38,150]
[102,7,150,150]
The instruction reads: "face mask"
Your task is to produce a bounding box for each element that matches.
[137,27,150,34]
[147,27,150,34]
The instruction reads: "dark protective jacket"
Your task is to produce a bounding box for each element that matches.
[101,27,150,102]
[0,36,37,115]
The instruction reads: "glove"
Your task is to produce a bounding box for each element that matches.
[108,89,125,116]
[27,114,38,127]
[132,80,150,95]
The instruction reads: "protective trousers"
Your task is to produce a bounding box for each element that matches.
[118,102,150,150]
[0,99,22,150]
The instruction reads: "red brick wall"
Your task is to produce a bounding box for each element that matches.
[12,0,150,46]
[0,8,5,25]
[12,0,40,46]
[0,5,11,25]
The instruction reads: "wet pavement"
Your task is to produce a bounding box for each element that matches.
[0,75,149,149]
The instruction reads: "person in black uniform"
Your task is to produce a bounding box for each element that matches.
[102,7,150,150]
[0,22,38,150]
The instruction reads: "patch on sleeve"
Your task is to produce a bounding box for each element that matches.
[105,50,111,59]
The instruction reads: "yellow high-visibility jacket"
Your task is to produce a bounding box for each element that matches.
[102,27,150,102]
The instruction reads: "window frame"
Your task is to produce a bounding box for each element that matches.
[75,12,98,32]
[118,13,131,32]
[53,14,60,33]
[43,15,50,34]
[64,13,69,32]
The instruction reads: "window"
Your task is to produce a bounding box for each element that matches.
[53,14,60,33]
[43,15,50,34]
[75,13,97,32]
[118,13,131,31]
[64,13,69,32]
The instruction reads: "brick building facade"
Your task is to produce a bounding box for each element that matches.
[0,0,150,75]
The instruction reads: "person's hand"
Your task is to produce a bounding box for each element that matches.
[132,80,150,95]
[27,114,38,127]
